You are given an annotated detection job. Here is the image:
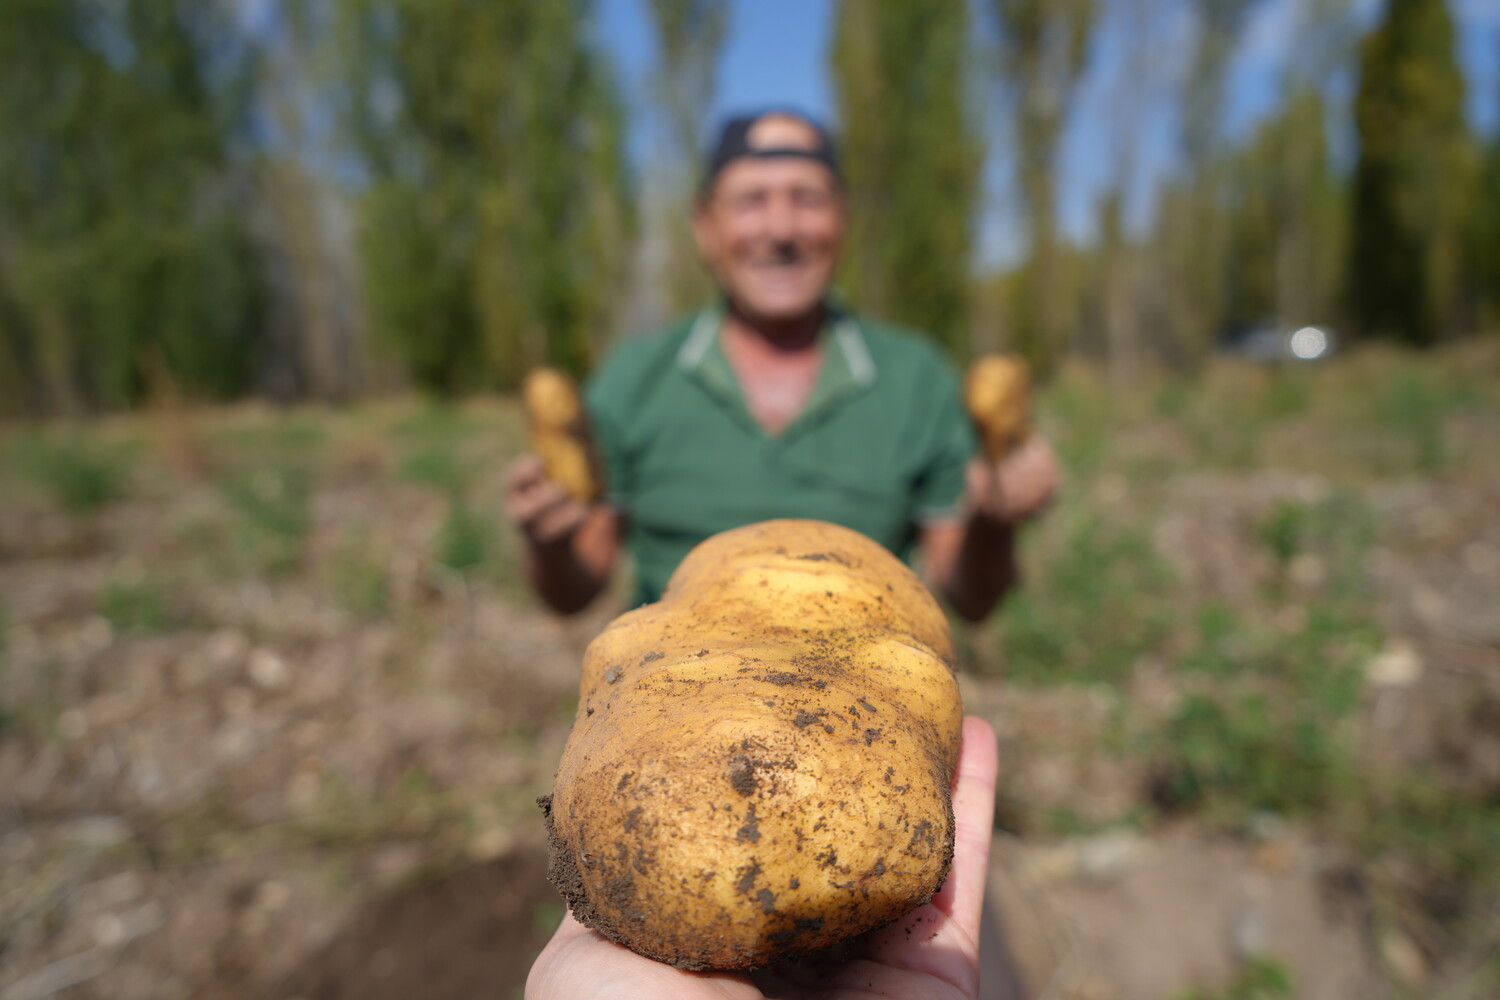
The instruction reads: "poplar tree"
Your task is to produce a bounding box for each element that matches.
[0,0,262,414]
[1349,0,1471,345]
[646,0,727,315]
[991,0,1095,373]
[336,0,632,390]
[831,0,979,358]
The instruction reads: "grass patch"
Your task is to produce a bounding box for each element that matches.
[1150,691,1354,823]
[400,444,472,494]
[219,465,313,576]
[435,494,493,574]
[10,433,132,511]
[1373,369,1448,473]
[1173,956,1293,1000]
[993,513,1174,685]
[328,532,389,619]
[101,576,173,633]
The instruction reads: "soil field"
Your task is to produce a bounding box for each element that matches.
[1,344,1497,1000]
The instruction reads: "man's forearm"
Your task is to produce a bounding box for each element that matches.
[523,506,621,615]
[942,515,1019,623]
[525,539,608,615]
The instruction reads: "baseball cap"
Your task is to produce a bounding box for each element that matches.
[701,109,842,192]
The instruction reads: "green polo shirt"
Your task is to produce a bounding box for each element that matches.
[584,305,976,606]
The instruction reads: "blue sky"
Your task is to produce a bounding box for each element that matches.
[597,0,1500,267]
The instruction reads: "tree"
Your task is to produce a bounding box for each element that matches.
[0,0,264,414]
[645,0,727,316]
[990,0,1096,373]
[1349,0,1472,345]
[334,0,633,390]
[831,0,979,357]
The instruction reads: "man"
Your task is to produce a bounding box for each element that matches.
[505,109,1057,619]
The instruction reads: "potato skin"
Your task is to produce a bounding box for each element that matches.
[522,367,601,502]
[964,354,1032,461]
[542,519,963,970]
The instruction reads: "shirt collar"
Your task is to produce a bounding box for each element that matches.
[675,301,877,386]
[676,301,878,435]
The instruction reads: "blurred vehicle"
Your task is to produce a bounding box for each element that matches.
[1218,322,1339,363]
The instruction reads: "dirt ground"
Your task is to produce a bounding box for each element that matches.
[1,370,1497,1000]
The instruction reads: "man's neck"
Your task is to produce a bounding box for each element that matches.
[719,301,826,434]
[721,300,826,355]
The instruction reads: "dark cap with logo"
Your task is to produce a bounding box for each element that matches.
[701,109,842,192]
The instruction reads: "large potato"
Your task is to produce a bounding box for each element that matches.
[964,354,1032,461]
[541,519,963,970]
[522,367,602,502]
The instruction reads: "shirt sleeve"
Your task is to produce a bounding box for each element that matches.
[911,351,977,523]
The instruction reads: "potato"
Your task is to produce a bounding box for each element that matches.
[964,354,1032,461]
[541,519,963,970]
[522,367,602,502]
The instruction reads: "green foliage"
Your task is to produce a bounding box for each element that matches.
[12,433,130,512]
[0,0,264,413]
[991,0,1096,372]
[995,515,1174,685]
[1374,368,1448,471]
[646,0,727,314]
[328,534,389,619]
[1259,499,1311,571]
[435,494,491,573]
[399,445,471,495]
[1357,776,1500,920]
[832,0,979,357]
[219,465,313,576]
[101,576,172,633]
[1154,691,1351,820]
[1173,956,1294,1000]
[1350,0,1474,345]
[336,0,634,390]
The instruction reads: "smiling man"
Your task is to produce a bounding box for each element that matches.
[504,108,1057,618]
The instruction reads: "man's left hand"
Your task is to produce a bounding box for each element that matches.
[965,436,1059,525]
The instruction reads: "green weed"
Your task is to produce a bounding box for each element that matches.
[1375,370,1447,472]
[1258,499,1311,572]
[1356,776,1500,926]
[101,576,172,633]
[328,534,389,619]
[1179,602,1251,677]
[219,465,312,576]
[994,514,1174,685]
[12,433,131,511]
[400,444,472,493]
[436,494,492,573]
[1151,691,1352,823]
[209,419,326,466]
[1262,368,1311,420]
[1173,956,1293,1000]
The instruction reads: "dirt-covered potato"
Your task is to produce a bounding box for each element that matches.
[964,354,1032,461]
[522,367,601,502]
[541,519,963,970]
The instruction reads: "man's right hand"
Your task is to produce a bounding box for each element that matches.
[504,454,592,547]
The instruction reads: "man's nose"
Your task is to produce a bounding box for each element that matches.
[763,195,798,242]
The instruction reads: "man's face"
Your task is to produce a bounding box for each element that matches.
[693,153,845,326]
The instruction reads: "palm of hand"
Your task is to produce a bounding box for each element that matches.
[525,717,997,1000]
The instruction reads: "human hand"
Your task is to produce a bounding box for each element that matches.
[965,436,1058,525]
[503,454,593,547]
[525,715,1000,1000]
